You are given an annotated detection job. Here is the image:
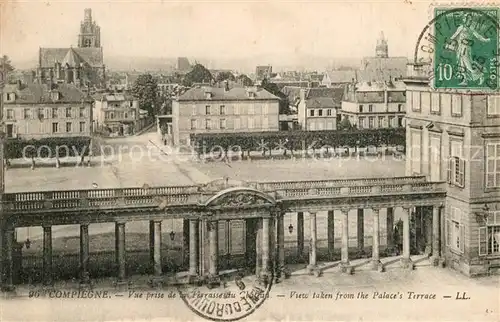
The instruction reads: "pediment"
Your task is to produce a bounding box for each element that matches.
[203,187,275,208]
[198,178,257,193]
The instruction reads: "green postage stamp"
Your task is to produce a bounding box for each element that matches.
[433,7,499,90]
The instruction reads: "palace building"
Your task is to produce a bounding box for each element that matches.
[36,9,106,89]
[403,63,500,275]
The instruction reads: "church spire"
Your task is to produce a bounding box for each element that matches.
[78,8,101,48]
[375,31,388,58]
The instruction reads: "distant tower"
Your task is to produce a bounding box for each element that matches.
[78,8,101,48]
[375,31,388,58]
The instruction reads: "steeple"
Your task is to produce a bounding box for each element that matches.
[375,31,388,58]
[78,8,101,48]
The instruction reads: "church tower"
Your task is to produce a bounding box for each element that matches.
[375,31,389,58]
[78,8,101,48]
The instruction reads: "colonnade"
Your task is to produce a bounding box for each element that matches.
[0,204,442,290]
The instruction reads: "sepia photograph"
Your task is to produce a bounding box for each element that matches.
[0,0,499,321]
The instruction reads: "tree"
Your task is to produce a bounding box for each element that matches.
[338,117,353,130]
[215,71,235,82]
[237,74,254,86]
[0,55,15,73]
[261,78,290,114]
[131,73,160,116]
[182,63,213,87]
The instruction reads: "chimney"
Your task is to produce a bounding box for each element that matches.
[299,88,307,102]
[224,80,229,92]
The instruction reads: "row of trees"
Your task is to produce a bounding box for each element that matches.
[4,137,92,159]
[190,128,406,155]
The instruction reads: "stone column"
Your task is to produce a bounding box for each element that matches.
[208,221,220,287]
[371,208,383,271]
[386,207,394,254]
[1,228,14,292]
[260,218,270,280]
[307,212,321,276]
[115,222,127,287]
[340,209,353,274]
[400,207,414,269]
[357,209,365,256]
[255,219,262,276]
[152,220,162,281]
[43,225,53,286]
[80,224,90,286]
[327,210,335,260]
[189,220,199,280]
[149,220,155,272]
[276,212,288,280]
[297,212,304,260]
[431,205,442,266]
[183,219,190,269]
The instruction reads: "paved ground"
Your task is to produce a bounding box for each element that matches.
[1,259,498,321]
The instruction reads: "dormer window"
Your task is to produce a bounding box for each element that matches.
[51,91,60,101]
[204,91,212,99]
[6,93,15,102]
[248,91,256,98]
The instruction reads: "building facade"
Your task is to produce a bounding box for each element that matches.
[404,63,500,276]
[36,8,106,89]
[2,81,93,139]
[172,85,280,145]
[341,80,406,129]
[93,93,146,136]
[297,87,343,131]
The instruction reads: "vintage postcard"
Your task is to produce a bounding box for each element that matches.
[0,0,499,321]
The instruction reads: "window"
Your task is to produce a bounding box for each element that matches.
[124,112,128,119]
[318,109,323,116]
[205,105,211,115]
[220,105,225,115]
[358,117,365,129]
[110,112,115,119]
[262,116,268,129]
[79,107,85,117]
[234,118,241,130]
[359,105,363,113]
[23,109,30,119]
[192,105,197,116]
[52,122,59,133]
[479,211,500,256]
[220,118,226,129]
[412,91,421,111]
[248,117,254,129]
[327,109,332,116]
[488,96,500,116]
[248,106,255,115]
[191,119,197,130]
[446,207,464,253]
[451,95,462,116]
[410,130,421,174]
[388,116,395,128]
[234,105,240,115]
[6,93,15,101]
[66,107,72,118]
[368,117,374,129]
[66,122,72,133]
[486,143,500,188]
[447,140,465,187]
[263,105,269,115]
[378,116,384,128]
[309,109,315,117]
[52,108,58,118]
[431,93,440,114]
[398,104,403,112]
[368,104,373,112]
[79,122,86,132]
[398,117,403,127]
[38,109,44,119]
[205,119,211,130]
[6,109,13,120]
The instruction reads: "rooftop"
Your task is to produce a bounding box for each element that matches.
[3,82,93,104]
[177,86,279,101]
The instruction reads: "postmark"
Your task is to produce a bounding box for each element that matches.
[176,271,273,321]
[414,5,500,91]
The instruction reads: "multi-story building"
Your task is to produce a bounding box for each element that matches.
[341,80,406,129]
[2,81,93,139]
[93,93,146,136]
[36,8,105,89]
[403,63,500,276]
[297,87,344,131]
[172,83,280,145]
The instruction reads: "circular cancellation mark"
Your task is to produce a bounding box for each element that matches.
[414,6,500,91]
[176,270,274,321]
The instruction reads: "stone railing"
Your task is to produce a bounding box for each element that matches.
[1,177,445,213]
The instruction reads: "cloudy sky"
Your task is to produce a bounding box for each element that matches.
[1,0,442,67]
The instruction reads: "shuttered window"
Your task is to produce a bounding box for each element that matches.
[446,207,464,253]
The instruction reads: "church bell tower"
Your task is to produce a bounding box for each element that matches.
[78,8,101,48]
[375,31,389,58]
